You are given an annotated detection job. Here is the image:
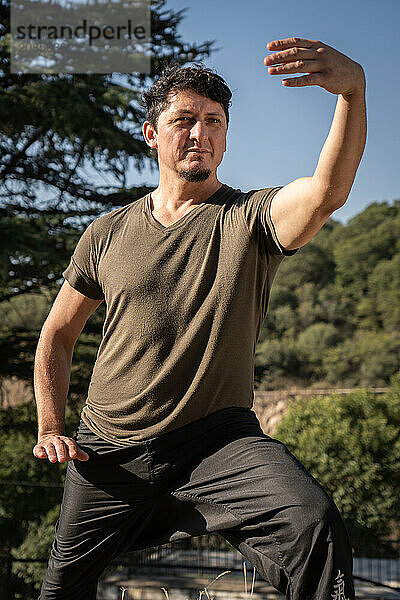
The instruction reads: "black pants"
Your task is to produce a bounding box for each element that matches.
[39,407,354,600]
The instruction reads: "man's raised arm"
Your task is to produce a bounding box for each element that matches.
[264,36,367,251]
[33,281,102,464]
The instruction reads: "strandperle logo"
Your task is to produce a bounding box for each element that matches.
[15,19,147,46]
[10,0,151,74]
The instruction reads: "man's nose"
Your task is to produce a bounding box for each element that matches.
[189,120,208,143]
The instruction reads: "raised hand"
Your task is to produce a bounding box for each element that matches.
[33,433,89,463]
[264,37,365,99]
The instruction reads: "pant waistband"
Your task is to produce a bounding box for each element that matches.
[76,407,261,456]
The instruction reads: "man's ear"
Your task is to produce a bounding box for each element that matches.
[142,121,158,149]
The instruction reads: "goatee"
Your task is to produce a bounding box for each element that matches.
[179,166,211,182]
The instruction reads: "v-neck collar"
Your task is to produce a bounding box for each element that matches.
[143,184,228,232]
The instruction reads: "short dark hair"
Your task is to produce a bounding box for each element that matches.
[142,63,232,130]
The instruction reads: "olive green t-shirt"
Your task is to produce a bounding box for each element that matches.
[62,184,298,446]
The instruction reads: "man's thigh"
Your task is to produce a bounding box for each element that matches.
[171,432,331,523]
[55,459,159,550]
[39,453,163,598]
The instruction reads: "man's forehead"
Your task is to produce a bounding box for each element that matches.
[164,90,225,116]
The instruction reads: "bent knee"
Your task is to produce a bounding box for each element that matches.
[290,492,346,542]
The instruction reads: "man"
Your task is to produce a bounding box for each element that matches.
[33,36,366,600]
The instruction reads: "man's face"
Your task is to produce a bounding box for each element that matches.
[149,89,228,182]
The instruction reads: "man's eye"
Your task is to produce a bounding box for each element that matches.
[176,117,191,122]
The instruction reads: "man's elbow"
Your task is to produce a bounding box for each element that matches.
[311,178,352,214]
[37,322,76,360]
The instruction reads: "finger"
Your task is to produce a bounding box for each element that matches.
[63,438,89,461]
[264,48,316,66]
[61,438,79,460]
[41,442,58,463]
[76,447,90,461]
[281,73,322,87]
[52,438,70,463]
[267,37,317,51]
[267,60,319,75]
[33,444,48,459]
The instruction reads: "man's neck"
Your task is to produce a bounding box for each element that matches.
[151,174,223,211]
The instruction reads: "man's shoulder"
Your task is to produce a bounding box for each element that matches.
[89,195,146,235]
[217,184,260,205]
[223,185,282,209]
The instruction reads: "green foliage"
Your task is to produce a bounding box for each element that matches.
[0,400,83,595]
[0,293,51,331]
[322,330,400,387]
[258,200,400,389]
[368,253,400,329]
[0,290,103,393]
[12,505,60,593]
[275,373,400,539]
[296,323,339,377]
[333,202,400,310]
[0,402,81,548]
[255,336,301,389]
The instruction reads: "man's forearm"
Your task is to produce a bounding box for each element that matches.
[34,331,73,437]
[312,82,367,209]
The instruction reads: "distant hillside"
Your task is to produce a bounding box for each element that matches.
[255,199,400,389]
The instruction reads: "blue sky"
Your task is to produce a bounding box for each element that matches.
[136,0,399,224]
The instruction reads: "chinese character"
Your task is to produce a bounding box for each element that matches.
[331,569,349,600]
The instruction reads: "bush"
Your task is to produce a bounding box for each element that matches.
[275,372,400,541]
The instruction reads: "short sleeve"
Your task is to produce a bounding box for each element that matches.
[62,222,104,300]
[242,187,299,257]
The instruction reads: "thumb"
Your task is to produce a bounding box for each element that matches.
[75,447,90,461]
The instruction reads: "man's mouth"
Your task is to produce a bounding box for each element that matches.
[185,148,211,154]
